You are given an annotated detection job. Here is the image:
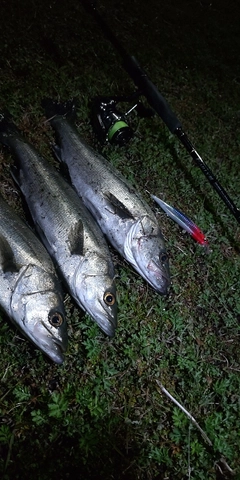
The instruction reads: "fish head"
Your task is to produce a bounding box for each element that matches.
[124,216,170,294]
[73,253,117,336]
[10,265,68,363]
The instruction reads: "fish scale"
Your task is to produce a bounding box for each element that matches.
[43,98,171,295]
[0,194,68,363]
[0,114,117,337]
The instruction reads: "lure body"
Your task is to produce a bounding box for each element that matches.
[151,195,208,246]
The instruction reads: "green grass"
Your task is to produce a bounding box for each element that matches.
[0,0,240,479]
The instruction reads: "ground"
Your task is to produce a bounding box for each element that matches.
[0,1,240,479]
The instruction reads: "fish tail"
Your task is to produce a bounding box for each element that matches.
[0,111,20,147]
[41,98,77,122]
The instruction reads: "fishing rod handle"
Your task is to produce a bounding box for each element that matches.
[124,56,182,133]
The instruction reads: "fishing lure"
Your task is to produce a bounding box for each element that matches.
[151,195,208,246]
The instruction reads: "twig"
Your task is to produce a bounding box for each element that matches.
[0,374,28,403]
[218,457,235,476]
[156,380,236,476]
[156,380,212,446]
[188,423,192,480]
[4,430,15,472]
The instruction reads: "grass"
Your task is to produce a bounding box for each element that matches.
[0,0,240,479]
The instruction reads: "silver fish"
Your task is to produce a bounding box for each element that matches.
[42,99,170,295]
[0,194,67,364]
[0,114,117,336]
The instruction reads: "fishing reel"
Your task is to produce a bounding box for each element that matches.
[91,94,154,146]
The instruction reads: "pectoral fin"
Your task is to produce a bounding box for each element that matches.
[0,235,19,273]
[52,144,62,163]
[10,164,22,189]
[67,220,84,256]
[105,192,134,219]
[34,222,56,257]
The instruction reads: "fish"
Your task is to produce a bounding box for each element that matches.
[0,194,68,364]
[0,113,117,337]
[42,99,171,295]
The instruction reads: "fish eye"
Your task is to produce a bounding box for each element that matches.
[103,292,116,306]
[159,252,168,264]
[49,312,64,327]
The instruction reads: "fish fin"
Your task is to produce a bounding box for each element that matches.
[10,164,22,189]
[33,222,56,257]
[104,192,134,219]
[0,111,20,148]
[0,235,19,273]
[52,143,62,162]
[67,220,84,256]
[51,144,72,182]
[42,98,78,122]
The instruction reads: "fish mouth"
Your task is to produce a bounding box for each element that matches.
[29,332,66,364]
[33,320,67,364]
[153,277,170,295]
[75,291,117,336]
[138,260,171,295]
[123,220,170,295]
[100,321,116,337]
[38,336,66,364]
[49,339,66,364]
[87,303,117,337]
[94,314,116,337]
[124,246,170,294]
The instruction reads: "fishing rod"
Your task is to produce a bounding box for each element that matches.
[81,0,240,225]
